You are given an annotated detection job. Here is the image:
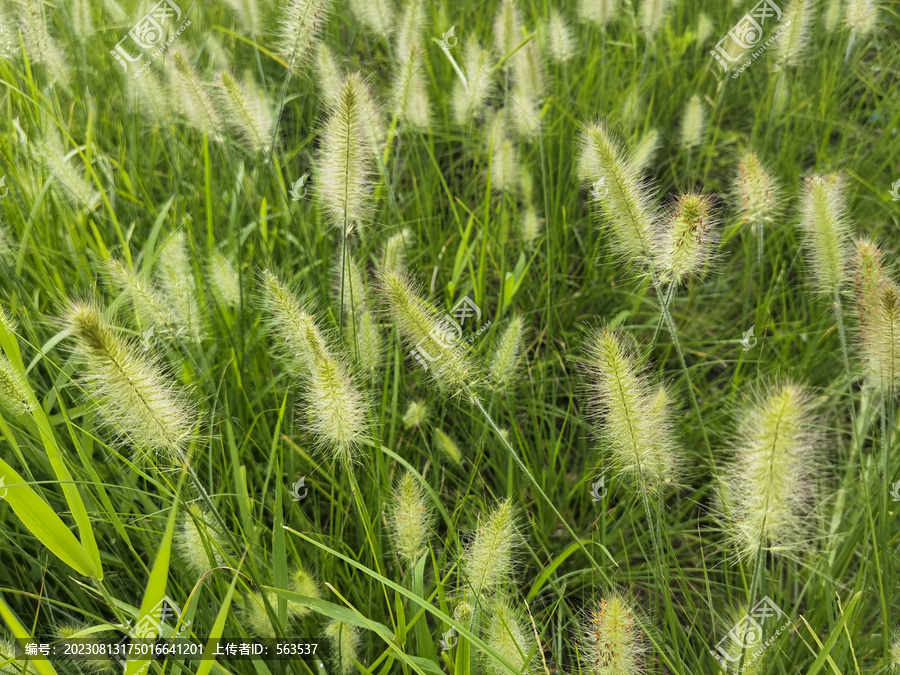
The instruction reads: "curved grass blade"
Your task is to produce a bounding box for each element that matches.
[0,458,98,577]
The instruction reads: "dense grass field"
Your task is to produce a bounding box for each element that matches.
[0,0,898,673]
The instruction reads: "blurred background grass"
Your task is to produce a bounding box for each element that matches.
[0,0,898,673]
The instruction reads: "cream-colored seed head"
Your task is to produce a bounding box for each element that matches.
[721,383,820,559]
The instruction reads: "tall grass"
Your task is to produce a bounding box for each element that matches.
[0,0,897,674]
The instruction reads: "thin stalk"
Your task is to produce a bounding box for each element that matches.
[469,393,683,675]
[469,394,603,574]
[651,279,676,347]
[651,271,715,470]
[767,67,786,130]
[833,290,859,444]
[844,32,856,64]
[879,386,894,655]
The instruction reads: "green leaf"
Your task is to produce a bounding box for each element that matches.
[0,458,97,577]
[196,570,242,675]
[125,497,180,675]
[0,594,59,675]
[284,528,523,675]
[0,318,102,579]
[803,592,861,675]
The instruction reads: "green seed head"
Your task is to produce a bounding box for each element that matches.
[735,153,778,231]
[66,302,197,460]
[581,592,645,675]
[402,400,428,429]
[580,122,657,262]
[176,503,226,577]
[485,599,536,675]
[586,328,679,492]
[389,471,433,566]
[463,499,518,597]
[654,192,716,286]
[324,620,360,675]
[680,95,706,150]
[721,382,819,559]
[434,428,463,465]
[489,316,526,389]
[799,174,852,296]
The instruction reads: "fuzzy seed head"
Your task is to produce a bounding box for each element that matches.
[378,269,480,397]
[104,258,173,328]
[463,499,517,597]
[318,72,377,235]
[314,43,343,107]
[577,0,617,26]
[736,153,778,230]
[853,242,900,393]
[619,88,644,125]
[216,71,275,154]
[890,631,900,672]
[260,269,329,375]
[716,610,766,675]
[491,137,520,193]
[244,592,282,637]
[65,302,196,460]
[176,503,225,576]
[489,316,525,388]
[799,174,852,296]
[402,400,428,428]
[209,251,241,309]
[349,0,395,36]
[304,353,369,463]
[639,0,671,37]
[485,600,536,675]
[777,0,814,65]
[324,620,360,675]
[224,0,261,35]
[0,356,33,418]
[19,0,70,82]
[844,0,877,36]
[582,593,644,675]
[390,471,433,565]
[396,0,425,62]
[158,232,202,341]
[0,221,12,262]
[291,565,324,610]
[580,122,656,261]
[721,383,819,558]
[680,95,706,150]
[510,88,542,141]
[276,0,332,67]
[654,192,717,286]
[434,428,462,465]
[521,203,543,246]
[696,12,713,44]
[0,3,18,58]
[128,70,171,129]
[71,0,94,38]
[392,43,431,130]
[169,49,223,139]
[383,228,414,271]
[494,0,523,63]
[513,40,544,98]
[824,0,842,31]
[586,329,679,491]
[452,38,495,123]
[244,573,320,635]
[454,599,474,625]
[629,129,659,173]
[546,10,575,62]
[37,133,99,210]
